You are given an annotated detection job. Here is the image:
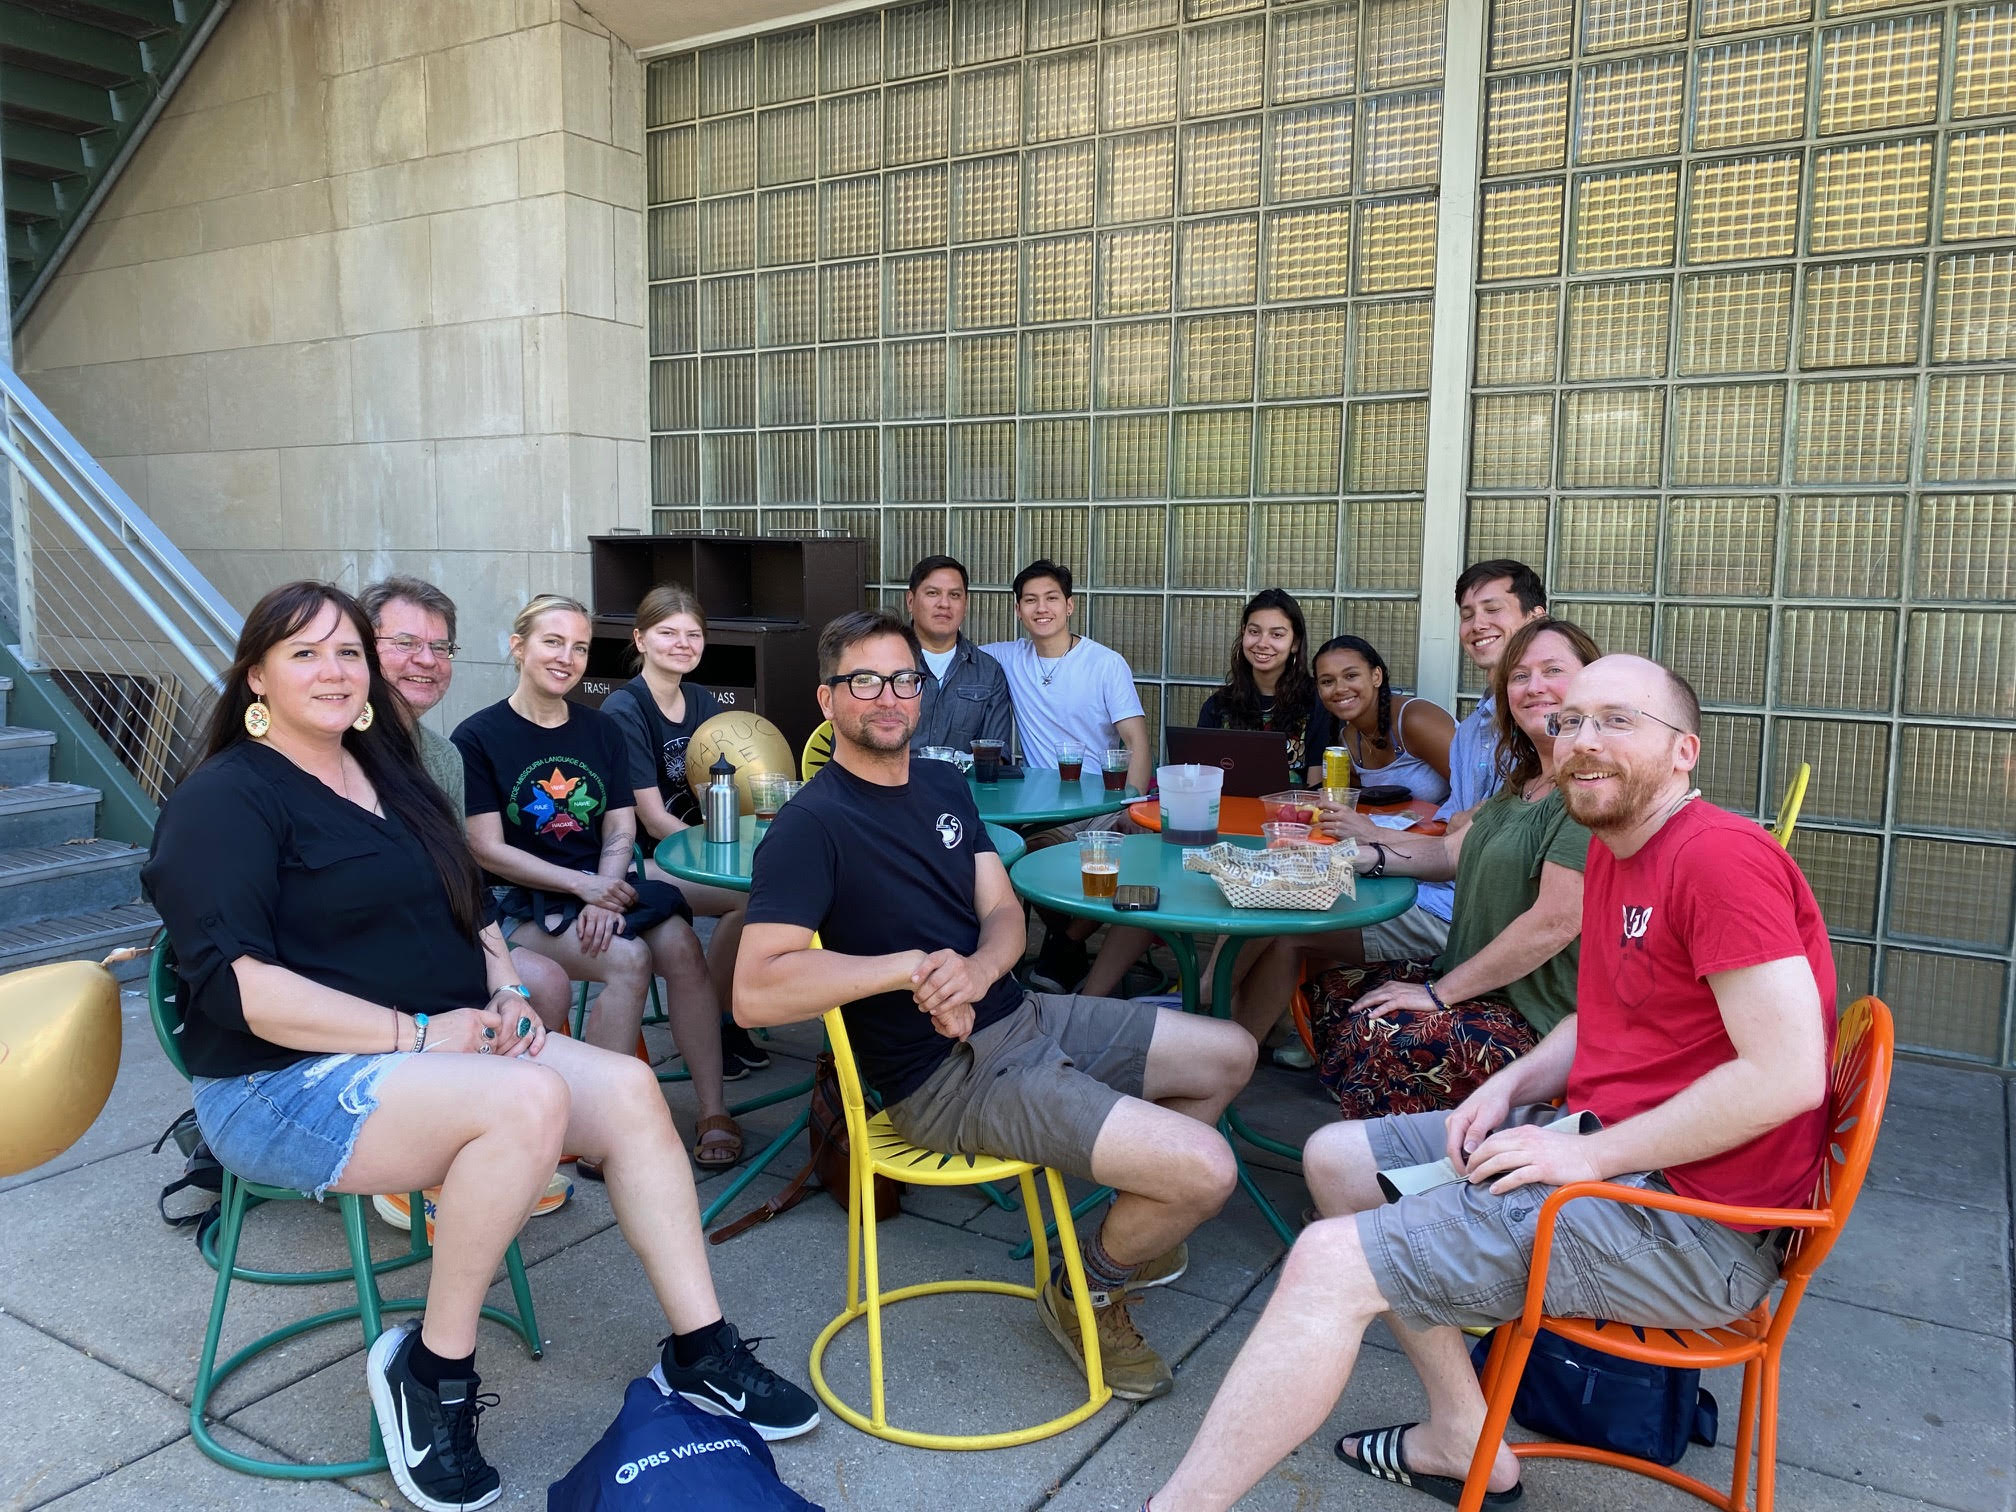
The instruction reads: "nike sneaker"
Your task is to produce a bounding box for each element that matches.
[365,1322,501,1512]
[650,1322,820,1441]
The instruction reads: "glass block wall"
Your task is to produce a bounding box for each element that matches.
[1468,0,2016,1061]
[644,0,1448,742]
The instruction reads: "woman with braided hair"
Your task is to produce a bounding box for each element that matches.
[1300,635,1455,802]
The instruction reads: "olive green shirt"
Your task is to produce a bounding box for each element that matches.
[417,723,465,810]
[1434,787,1592,1036]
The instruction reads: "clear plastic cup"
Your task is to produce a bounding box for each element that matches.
[1102,748,1130,791]
[1077,829,1123,898]
[749,771,787,822]
[1056,741,1083,781]
[971,737,1005,784]
[1262,820,1313,848]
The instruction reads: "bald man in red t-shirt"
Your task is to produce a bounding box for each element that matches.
[1148,654,1835,1512]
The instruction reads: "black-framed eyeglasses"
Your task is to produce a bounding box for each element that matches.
[1546,708,1687,739]
[377,634,459,660]
[827,669,926,700]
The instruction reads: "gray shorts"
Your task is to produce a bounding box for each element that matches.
[885,991,1158,1179]
[1357,1105,1784,1332]
[1361,903,1451,963]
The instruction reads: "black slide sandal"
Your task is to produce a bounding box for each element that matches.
[1335,1423,1523,1508]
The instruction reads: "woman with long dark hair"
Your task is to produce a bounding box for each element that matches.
[1237,618,1601,1118]
[144,583,817,1512]
[1198,588,1318,769]
[1302,634,1455,797]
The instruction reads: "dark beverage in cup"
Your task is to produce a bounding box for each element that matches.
[971,737,1004,783]
[1057,742,1083,781]
[1101,748,1129,791]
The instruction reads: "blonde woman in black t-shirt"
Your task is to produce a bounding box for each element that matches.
[144,582,817,1512]
[452,595,741,1171]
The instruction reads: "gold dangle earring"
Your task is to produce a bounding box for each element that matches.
[351,701,375,733]
[243,700,271,738]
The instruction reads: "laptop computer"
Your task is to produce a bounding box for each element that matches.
[1163,725,1295,798]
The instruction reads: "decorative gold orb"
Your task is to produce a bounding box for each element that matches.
[685,711,795,814]
[0,960,122,1179]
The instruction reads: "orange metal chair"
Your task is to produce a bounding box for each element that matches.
[1456,995,1894,1512]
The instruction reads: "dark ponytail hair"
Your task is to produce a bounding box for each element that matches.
[1311,634,1394,743]
[1219,588,1313,738]
[198,581,488,939]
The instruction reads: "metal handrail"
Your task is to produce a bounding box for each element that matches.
[0,364,242,668]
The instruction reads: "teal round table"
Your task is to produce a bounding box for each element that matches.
[655,815,1027,888]
[966,768,1138,826]
[1009,833,1417,1244]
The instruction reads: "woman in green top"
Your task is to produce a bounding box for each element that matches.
[1306,617,1601,1119]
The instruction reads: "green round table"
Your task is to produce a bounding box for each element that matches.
[966,768,1138,826]
[1010,833,1416,1244]
[655,815,1027,889]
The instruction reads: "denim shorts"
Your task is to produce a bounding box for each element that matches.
[191,1052,410,1199]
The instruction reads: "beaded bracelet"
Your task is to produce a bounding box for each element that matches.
[1423,978,1448,1011]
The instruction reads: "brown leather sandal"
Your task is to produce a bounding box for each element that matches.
[693,1114,742,1169]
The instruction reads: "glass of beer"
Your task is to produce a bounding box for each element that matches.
[971,737,1005,784]
[1102,748,1130,791]
[1078,830,1122,898]
[1056,741,1083,781]
[750,772,787,823]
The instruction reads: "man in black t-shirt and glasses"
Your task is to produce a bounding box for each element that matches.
[739,610,1258,1403]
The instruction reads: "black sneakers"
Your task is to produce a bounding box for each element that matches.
[366,1323,501,1512]
[651,1322,821,1441]
[721,1020,772,1080]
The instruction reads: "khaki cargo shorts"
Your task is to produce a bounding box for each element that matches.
[1356,1105,1785,1332]
[885,990,1159,1180]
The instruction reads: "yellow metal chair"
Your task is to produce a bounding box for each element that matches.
[808,1001,1111,1449]
[1773,762,1811,847]
[800,719,835,781]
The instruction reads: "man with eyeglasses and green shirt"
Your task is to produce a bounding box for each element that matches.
[738,610,1257,1406]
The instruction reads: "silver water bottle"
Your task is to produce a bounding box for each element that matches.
[704,753,740,844]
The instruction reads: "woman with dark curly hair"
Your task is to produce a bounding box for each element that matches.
[1197,589,1319,773]
[1301,635,1455,800]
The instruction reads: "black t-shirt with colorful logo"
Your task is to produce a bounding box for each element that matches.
[452,699,634,876]
[746,756,1024,1105]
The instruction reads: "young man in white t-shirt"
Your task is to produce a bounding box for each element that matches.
[984,559,1154,991]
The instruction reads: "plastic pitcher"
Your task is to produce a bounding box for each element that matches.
[1157,763,1224,846]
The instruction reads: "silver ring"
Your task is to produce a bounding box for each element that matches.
[482,1025,496,1040]
[478,1041,493,1054]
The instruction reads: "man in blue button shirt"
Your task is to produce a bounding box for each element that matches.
[904,555,1016,756]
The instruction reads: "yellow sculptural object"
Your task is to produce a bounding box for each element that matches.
[683,710,795,815]
[0,960,122,1178]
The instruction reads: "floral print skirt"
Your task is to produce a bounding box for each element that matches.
[1308,960,1540,1121]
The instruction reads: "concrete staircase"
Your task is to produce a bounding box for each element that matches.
[0,675,156,975]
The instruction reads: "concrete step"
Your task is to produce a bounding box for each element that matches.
[0,726,56,786]
[0,780,100,847]
[0,901,157,979]
[0,674,12,725]
[0,839,145,929]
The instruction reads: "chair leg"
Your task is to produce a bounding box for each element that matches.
[1019,1170,1050,1289]
[1458,1328,1536,1512]
[502,1241,545,1359]
[1046,1168,1104,1389]
[1754,1354,1783,1512]
[1728,1356,1763,1512]
[339,1196,387,1350]
[860,1167,887,1430]
[571,982,588,1039]
[190,1173,251,1433]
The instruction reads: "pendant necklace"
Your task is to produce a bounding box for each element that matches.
[1038,636,1078,688]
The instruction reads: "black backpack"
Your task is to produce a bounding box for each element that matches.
[154,1109,224,1245]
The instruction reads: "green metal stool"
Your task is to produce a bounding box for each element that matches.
[149,940,544,1479]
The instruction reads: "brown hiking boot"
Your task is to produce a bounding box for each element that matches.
[1038,1273,1173,1402]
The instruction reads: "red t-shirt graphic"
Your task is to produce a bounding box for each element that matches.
[1567,801,1837,1219]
